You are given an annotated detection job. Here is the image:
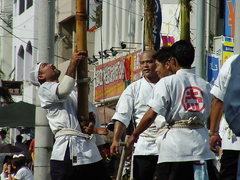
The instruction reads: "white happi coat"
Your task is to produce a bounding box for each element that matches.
[148,69,215,163]
[38,82,102,165]
[112,77,165,156]
[211,54,240,150]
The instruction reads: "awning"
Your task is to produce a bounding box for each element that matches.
[0,101,35,127]
[0,101,116,127]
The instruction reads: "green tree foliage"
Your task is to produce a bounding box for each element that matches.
[89,4,102,28]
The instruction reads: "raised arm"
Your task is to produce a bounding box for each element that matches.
[57,51,87,98]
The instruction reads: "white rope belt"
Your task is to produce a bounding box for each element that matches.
[55,128,93,140]
[157,116,205,136]
[140,116,205,141]
[140,130,159,141]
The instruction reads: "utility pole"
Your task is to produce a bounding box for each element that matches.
[234,0,240,54]
[34,1,55,179]
[76,0,89,126]
[195,0,206,78]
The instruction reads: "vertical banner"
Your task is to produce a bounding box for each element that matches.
[124,55,132,87]
[153,0,162,50]
[207,55,220,84]
[225,0,235,37]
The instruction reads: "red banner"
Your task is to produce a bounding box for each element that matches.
[95,50,142,102]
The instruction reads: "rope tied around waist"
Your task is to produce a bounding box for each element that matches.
[157,116,206,136]
[55,128,93,140]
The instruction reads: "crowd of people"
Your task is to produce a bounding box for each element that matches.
[1,39,237,180]
[0,133,34,180]
[1,154,34,180]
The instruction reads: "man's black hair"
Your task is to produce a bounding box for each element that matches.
[16,135,23,142]
[170,40,195,67]
[152,46,172,63]
[11,156,26,169]
[0,129,7,135]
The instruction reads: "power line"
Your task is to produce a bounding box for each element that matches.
[191,0,218,9]
[0,35,37,39]
[102,0,144,17]
[0,23,70,61]
[0,24,31,47]
[0,16,12,28]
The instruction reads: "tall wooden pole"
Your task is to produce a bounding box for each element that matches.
[76,0,89,126]
[180,0,191,41]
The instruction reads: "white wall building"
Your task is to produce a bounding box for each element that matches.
[93,0,224,103]
[0,0,13,80]
[12,0,38,104]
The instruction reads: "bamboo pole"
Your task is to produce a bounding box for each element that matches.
[180,0,191,41]
[76,0,89,126]
[143,0,156,49]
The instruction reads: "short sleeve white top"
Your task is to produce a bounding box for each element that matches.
[148,69,215,163]
[210,54,240,150]
[38,82,102,165]
[14,166,33,180]
[112,77,165,156]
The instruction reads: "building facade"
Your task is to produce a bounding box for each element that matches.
[12,0,37,103]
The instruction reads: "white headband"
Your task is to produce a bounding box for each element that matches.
[29,62,43,86]
[13,154,25,158]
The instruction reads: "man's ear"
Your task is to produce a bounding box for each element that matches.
[165,60,174,75]
[171,57,177,67]
[38,74,45,82]
[165,60,171,70]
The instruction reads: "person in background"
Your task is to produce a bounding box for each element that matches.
[9,154,33,180]
[0,129,7,145]
[1,156,13,180]
[28,139,35,162]
[89,101,107,157]
[28,138,35,172]
[15,135,31,162]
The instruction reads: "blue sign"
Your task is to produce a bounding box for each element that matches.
[153,0,162,50]
[207,55,220,84]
